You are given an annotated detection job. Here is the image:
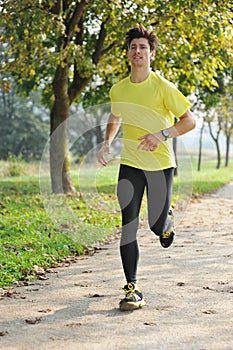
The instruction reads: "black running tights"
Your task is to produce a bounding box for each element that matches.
[117,164,174,283]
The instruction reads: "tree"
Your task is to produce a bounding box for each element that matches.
[206,109,222,169]
[0,80,49,161]
[218,86,233,167]
[197,65,233,168]
[0,0,232,192]
[197,116,205,172]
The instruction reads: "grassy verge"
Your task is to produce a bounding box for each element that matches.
[0,160,232,288]
[0,178,120,288]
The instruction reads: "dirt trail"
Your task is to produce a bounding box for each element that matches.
[0,183,233,350]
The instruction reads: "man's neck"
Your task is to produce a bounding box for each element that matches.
[130,67,151,83]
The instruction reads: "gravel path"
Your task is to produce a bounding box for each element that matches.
[0,183,233,350]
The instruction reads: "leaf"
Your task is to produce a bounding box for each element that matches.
[144,321,157,326]
[0,330,8,336]
[177,282,185,286]
[0,289,14,297]
[82,270,92,274]
[33,265,45,276]
[203,286,214,291]
[25,317,42,324]
[88,293,104,298]
[202,310,217,314]
[38,308,52,313]
[65,322,82,327]
[38,275,48,280]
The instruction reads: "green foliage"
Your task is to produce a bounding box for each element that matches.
[0,83,49,161]
[0,1,232,103]
[6,153,25,177]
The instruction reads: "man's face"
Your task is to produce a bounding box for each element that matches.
[128,38,155,67]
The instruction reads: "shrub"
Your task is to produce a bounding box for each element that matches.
[7,153,25,177]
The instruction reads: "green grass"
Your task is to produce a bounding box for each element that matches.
[191,158,233,194]
[0,178,120,288]
[0,159,232,288]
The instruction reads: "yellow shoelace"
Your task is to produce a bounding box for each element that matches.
[124,283,135,297]
[161,231,171,239]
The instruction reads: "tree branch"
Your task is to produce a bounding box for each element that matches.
[68,68,91,104]
[65,0,89,44]
[92,19,108,65]
[68,16,117,103]
[101,40,117,56]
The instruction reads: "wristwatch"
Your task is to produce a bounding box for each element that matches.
[161,129,169,141]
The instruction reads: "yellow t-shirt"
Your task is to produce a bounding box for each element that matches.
[109,71,191,171]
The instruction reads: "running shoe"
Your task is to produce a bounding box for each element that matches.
[160,209,175,248]
[119,282,146,311]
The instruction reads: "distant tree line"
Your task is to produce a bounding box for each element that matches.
[196,70,233,170]
[0,80,49,161]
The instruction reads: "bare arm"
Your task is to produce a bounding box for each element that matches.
[163,109,196,138]
[97,113,121,166]
[138,109,196,151]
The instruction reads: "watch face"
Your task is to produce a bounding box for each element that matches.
[162,130,169,138]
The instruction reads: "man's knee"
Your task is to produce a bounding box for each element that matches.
[120,217,139,246]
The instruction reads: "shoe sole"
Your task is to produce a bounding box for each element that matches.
[119,300,146,311]
[160,231,175,248]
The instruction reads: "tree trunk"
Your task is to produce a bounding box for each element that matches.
[197,119,205,171]
[173,117,178,176]
[50,65,76,194]
[225,134,230,167]
[215,139,221,169]
[207,119,222,170]
[95,124,104,147]
[173,137,178,176]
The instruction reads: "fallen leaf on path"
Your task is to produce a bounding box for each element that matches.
[65,322,82,327]
[155,305,173,311]
[26,288,39,292]
[144,322,157,326]
[202,310,217,314]
[38,308,52,313]
[203,286,214,291]
[0,330,8,336]
[177,282,185,286]
[218,281,229,285]
[84,248,96,256]
[25,317,42,324]
[38,275,49,280]
[75,282,91,287]
[48,265,59,269]
[0,288,14,297]
[33,265,45,276]
[82,270,92,274]
[88,293,104,298]
[46,268,58,273]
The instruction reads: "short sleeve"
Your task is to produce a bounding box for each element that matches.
[109,86,121,117]
[163,80,191,118]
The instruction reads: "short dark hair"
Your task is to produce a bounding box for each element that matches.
[126,25,159,51]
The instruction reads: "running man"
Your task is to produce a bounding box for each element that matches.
[98,26,196,311]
